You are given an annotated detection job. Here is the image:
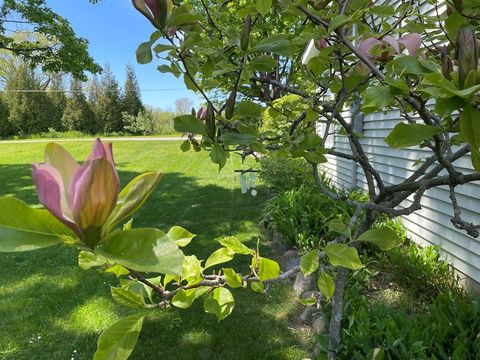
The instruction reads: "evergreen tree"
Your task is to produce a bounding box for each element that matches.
[0,94,12,137]
[86,75,103,132]
[121,64,143,117]
[97,65,123,133]
[61,78,96,133]
[6,63,52,135]
[47,74,67,131]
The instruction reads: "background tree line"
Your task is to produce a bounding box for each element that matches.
[0,60,191,138]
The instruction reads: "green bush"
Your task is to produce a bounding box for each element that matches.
[262,185,352,249]
[258,155,315,193]
[123,108,176,135]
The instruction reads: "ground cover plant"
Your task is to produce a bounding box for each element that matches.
[0,140,312,360]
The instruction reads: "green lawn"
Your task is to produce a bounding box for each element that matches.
[0,140,311,360]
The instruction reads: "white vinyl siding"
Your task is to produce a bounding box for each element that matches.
[322,109,480,285]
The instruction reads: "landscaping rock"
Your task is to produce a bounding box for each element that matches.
[293,272,313,297]
[283,249,300,270]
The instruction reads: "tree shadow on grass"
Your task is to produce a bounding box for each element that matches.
[0,164,310,359]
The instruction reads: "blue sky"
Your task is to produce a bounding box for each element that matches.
[48,0,200,110]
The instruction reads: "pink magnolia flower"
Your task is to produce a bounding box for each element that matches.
[32,139,119,248]
[358,33,422,61]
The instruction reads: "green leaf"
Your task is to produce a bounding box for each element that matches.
[323,243,364,270]
[304,151,327,164]
[250,281,265,293]
[252,35,295,56]
[308,56,330,77]
[0,196,74,252]
[136,41,153,64]
[182,255,203,284]
[328,15,350,32]
[105,264,130,277]
[105,172,163,232]
[204,287,235,321]
[298,133,322,150]
[96,228,184,275]
[93,314,145,360]
[210,143,228,170]
[204,247,235,269]
[249,55,277,72]
[79,250,107,270]
[223,268,243,288]
[221,133,256,145]
[256,0,272,16]
[172,288,196,309]
[180,140,191,152]
[385,123,443,148]
[317,272,335,299]
[328,219,350,238]
[119,278,158,302]
[167,226,196,247]
[166,8,203,28]
[460,105,480,172]
[300,250,319,276]
[362,86,391,114]
[388,56,433,75]
[255,257,280,281]
[356,227,403,251]
[445,13,469,44]
[299,295,317,306]
[111,287,145,309]
[153,43,172,54]
[174,115,208,136]
[220,237,254,255]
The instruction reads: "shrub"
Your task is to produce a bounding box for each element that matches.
[262,185,352,250]
[258,155,315,193]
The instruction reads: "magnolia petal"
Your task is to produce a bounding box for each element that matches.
[132,0,155,21]
[145,0,160,19]
[32,164,77,233]
[44,143,79,207]
[70,159,119,245]
[89,138,107,160]
[399,33,422,56]
[383,35,400,53]
[358,38,381,59]
[88,139,116,169]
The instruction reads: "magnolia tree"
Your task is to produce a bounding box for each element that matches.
[131,0,480,358]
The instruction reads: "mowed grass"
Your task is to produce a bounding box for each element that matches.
[0,140,311,360]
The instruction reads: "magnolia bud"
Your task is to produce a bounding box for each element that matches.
[314,38,328,50]
[456,25,478,88]
[196,106,207,120]
[240,15,251,53]
[205,102,216,139]
[441,46,454,80]
[224,89,236,120]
